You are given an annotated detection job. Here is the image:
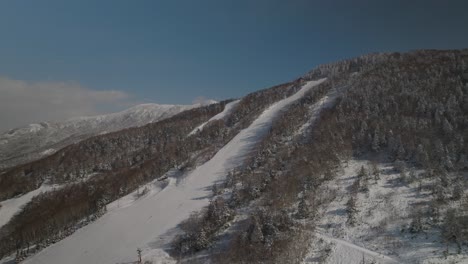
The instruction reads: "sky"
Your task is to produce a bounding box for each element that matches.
[0,0,468,131]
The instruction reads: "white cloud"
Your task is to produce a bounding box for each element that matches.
[0,76,134,132]
[192,96,217,105]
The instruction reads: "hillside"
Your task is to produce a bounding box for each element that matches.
[1,49,468,264]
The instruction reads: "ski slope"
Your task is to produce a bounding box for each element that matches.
[0,184,56,229]
[188,100,240,136]
[22,79,326,264]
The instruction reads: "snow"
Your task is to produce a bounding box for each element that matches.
[0,184,57,229]
[312,232,398,264]
[141,248,176,264]
[27,124,44,133]
[188,100,240,136]
[303,159,468,264]
[20,78,326,264]
[302,160,402,264]
[40,148,55,156]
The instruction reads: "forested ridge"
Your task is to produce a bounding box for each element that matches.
[169,49,468,263]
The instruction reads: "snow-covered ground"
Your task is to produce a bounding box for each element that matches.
[303,159,468,264]
[0,184,57,229]
[188,100,240,136]
[18,79,326,264]
[309,232,398,264]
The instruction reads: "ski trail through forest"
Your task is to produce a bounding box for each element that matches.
[23,79,326,264]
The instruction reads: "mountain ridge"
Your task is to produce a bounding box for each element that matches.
[0,102,214,169]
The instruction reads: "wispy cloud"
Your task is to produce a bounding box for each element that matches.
[192,96,217,105]
[0,76,135,132]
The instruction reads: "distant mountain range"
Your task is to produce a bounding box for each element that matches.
[0,103,214,169]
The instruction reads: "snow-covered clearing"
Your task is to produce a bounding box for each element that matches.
[311,232,398,264]
[188,99,240,136]
[0,184,57,229]
[20,79,326,264]
[303,159,468,264]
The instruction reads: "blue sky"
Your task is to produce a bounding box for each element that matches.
[0,0,467,130]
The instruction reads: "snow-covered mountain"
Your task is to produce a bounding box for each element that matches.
[1,49,468,264]
[17,80,326,264]
[0,103,203,169]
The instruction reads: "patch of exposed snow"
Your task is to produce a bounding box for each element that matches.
[41,148,55,156]
[27,124,44,133]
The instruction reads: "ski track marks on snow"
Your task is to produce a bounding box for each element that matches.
[19,79,326,264]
